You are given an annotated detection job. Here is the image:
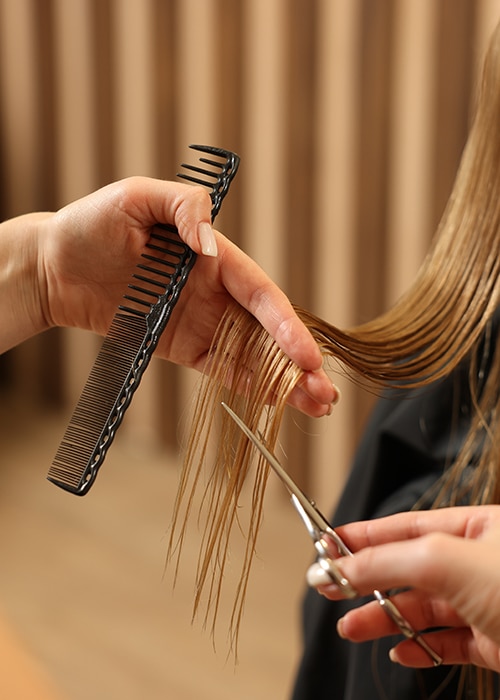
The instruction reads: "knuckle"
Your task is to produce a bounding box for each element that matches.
[411,532,451,584]
[192,184,213,208]
[419,532,449,555]
[110,176,143,210]
[175,185,213,229]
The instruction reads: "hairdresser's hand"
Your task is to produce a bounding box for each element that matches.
[306,506,500,672]
[1,177,335,415]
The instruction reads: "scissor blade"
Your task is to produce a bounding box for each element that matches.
[222,402,296,489]
[221,407,441,665]
[221,402,330,531]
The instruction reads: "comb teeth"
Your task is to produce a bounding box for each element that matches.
[48,145,240,495]
[47,313,149,493]
[178,145,240,219]
[120,228,186,317]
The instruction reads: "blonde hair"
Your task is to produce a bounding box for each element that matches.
[168,19,500,692]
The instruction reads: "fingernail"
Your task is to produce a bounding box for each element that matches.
[389,648,399,664]
[306,562,334,588]
[332,384,341,405]
[324,385,341,416]
[317,554,358,599]
[337,616,346,639]
[325,386,342,416]
[198,221,218,257]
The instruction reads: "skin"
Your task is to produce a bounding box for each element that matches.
[0,176,336,416]
[308,505,500,672]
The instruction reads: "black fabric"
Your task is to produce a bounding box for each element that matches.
[291,333,500,699]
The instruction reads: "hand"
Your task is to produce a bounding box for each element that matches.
[307,505,500,671]
[1,177,336,416]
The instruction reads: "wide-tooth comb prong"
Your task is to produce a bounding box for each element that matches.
[177,171,216,188]
[181,163,219,179]
[177,144,240,218]
[47,145,239,495]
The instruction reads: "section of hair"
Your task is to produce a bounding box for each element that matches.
[167,303,303,650]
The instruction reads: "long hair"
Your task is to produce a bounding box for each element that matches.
[168,19,500,693]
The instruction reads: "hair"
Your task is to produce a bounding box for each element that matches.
[167,18,500,697]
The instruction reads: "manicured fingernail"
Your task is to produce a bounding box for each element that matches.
[337,616,346,639]
[313,553,358,599]
[306,562,334,587]
[332,384,341,405]
[198,221,218,256]
[389,648,399,664]
[324,385,341,416]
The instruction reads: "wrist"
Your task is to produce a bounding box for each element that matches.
[0,212,54,352]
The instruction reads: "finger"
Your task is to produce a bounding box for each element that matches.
[333,506,497,552]
[112,177,215,256]
[167,184,217,256]
[217,234,327,374]
[327,534,489,608]
[285,388,334,417]
[390,628,482,669]
[336,591,464,643]
[286,374,340,417]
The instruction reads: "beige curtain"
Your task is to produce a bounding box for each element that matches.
[1,0,499,504]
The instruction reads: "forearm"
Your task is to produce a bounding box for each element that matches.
[0,212,52,353]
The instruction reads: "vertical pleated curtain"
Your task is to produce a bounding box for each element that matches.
[1,0,499,503]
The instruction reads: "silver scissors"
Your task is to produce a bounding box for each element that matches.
[222,402,442,667]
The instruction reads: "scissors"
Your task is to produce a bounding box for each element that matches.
[222,402,442,667]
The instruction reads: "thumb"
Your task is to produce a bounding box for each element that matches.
[125,177,217,257]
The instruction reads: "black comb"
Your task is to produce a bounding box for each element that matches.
[47,145,240,495]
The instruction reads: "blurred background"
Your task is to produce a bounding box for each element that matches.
[1,1,499,698]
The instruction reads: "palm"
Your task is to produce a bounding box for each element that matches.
[149,252,235,369]
[44,214,234,369]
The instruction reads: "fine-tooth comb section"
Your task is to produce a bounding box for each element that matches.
[48,145,240,495]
